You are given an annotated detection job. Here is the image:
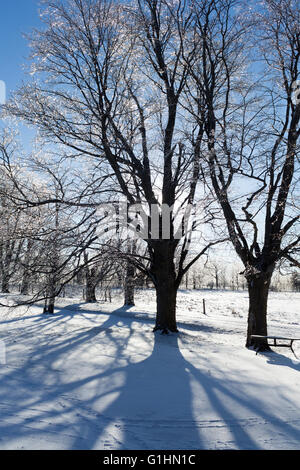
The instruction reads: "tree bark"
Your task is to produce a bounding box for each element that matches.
[85,279,97,303]
[84,253,97,303]
[20,277,29,295]
[246,271,273,351]
[151,241,178,333]
[1,276,10,294]
[20,239,34,295]
[43,276,56,314]
[43,298,55,314]
[124,261,135,306]
[155,272,178,333]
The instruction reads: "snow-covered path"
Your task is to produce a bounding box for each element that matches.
[0,289,299,450]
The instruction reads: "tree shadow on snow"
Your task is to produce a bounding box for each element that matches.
[259,350,300,372]
[0,307,299,449]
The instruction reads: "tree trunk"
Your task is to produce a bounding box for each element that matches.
[124,261,135,306]
[43,276,56,314]
[83,252,97,303]
[20,239,34,295]
[85,281,97,303]
[43,297,55,314]
[151,241,178,333]
[246,271,273,351]
[20,274,30,295]
[1,277,10,294]
[215,269,219,289]
[155,273,178,333]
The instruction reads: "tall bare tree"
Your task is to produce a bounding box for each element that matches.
[4,0,223,332]
[184,0,300,350]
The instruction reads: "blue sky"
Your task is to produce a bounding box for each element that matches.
[0,0,41,99]
[0,0,42,148]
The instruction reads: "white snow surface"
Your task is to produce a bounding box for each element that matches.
[0,288,300,450]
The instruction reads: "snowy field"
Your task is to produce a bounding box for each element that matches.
[0,288,300,450]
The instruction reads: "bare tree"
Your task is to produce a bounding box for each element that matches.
[83,246,119,303]
[4,0,224,332]
[0,146,35,293]
[184,0,300,350]
[123,243,137,307]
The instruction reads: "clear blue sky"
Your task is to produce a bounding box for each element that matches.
[0,0,41,99]
[0,0,42,149]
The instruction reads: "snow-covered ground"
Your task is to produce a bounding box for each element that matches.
[0,288,299,450]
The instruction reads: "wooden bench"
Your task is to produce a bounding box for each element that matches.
[251,335,300,358]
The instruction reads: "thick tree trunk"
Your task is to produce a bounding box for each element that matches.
[43,272,57,314]
[124,261,135,306]
[1,277,10,294]
[246,271,273,351]
[151,241,178,333]
[20,274,30,295]
[83,252,97,303]
[155,278,178,333]
[20,239,34,295]
[43,297,55,314]
[85,281,97,303]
